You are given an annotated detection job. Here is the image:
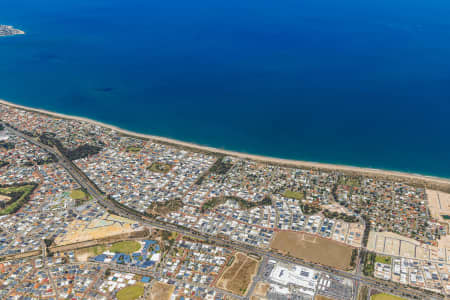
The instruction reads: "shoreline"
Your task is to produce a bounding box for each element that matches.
[1,98,450,191]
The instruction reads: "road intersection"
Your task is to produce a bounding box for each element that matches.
[6,125,444,300]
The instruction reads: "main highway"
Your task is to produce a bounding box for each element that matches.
[5,124,444,300]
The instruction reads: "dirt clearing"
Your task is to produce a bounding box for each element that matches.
[216,252,259,296]
[271,231,353,270]
[148,282,174,300]
[253,282,270,296]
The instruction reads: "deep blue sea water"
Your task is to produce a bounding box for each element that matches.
[1,0,450,177]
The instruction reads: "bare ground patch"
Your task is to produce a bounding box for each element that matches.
[252,282,270,297]
[148,282,175,300]
[216,252,259,296]
[0,195,11,201]
[271,231,354,270]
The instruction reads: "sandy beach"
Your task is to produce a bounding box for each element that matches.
[1,98,449,190]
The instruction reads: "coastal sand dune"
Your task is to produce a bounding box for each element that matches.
[1,98,449,191]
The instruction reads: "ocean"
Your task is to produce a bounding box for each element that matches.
[1,0,450,177]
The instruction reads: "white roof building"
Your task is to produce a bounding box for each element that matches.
[269,264,319,295]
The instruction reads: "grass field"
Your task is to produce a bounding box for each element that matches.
[216,253,259,296]
[85,245,107,256]
[110,241,141,254]
[147,162,172,173]
[315,295,336,300]
[0,185,34,196]
[0,184,36,215]
[282,190,305,200]
[271,231,353,270]
[75,245,107,261]
[338,177,361,187]
[116,283,145,300]
[70,188,91,201]
[375,255,392,265]
[126,146,142,153]
[370,293,405,300]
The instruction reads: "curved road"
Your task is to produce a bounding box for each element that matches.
[5,124,444,300]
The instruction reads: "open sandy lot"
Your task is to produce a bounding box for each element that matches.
[271,231,354,270]
[415,245,429,260]
[0,195,11,202]
[347,223,364,247]
[368,231,424,258]
[368,231,421,251]
[252,282,270,297]
[54,212,139,246]
[427,190,450,222]
[399,240,416,258]
[148,282,174,300]
[365,231,450,263]
[427,190,450,248]
[217,252,259,296]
